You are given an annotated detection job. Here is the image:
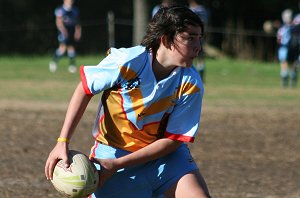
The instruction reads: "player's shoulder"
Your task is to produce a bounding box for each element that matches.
[99,46,149,74]
[174,67,204,98]
[71,6,80,14]
[108,45,148,65]
[55,6,65,16]
[180,66,204,88]
[183,65,201,78]
[110,45,146,55]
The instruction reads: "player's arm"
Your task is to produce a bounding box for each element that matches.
[58,82,91,141]
[56,15,68,37]
[74,24,82,41]
[45,82,92,180]
[116,138,182,167]
[93,138,182,186]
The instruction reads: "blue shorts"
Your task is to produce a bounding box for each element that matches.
[90,142,198,198]
[58,27,76,46]
[278,45,299,63]
[278,46,288,62]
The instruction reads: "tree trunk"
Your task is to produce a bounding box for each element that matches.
[133,0,148,45]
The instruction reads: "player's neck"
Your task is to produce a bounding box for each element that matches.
[152,55,176,82]
[63,4,72,11]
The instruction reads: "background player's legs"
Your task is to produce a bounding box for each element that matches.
[280,61,289,87]
[49,44,66,72]
[290,61,298,87]
[67,45,77,73]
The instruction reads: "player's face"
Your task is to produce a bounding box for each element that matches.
[171,25,202,67]
[64,0,74,7]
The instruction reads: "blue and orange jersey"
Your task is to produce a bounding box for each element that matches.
[80,46,204,152]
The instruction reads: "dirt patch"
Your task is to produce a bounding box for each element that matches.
[0,102,299,197]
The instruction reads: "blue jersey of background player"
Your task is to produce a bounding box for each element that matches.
[49,0,81,73]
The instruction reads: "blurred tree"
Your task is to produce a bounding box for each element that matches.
[133,0,148,45]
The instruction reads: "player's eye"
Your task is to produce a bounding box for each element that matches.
[187,37,194,41]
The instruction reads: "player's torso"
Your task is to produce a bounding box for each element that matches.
[112,64,181,127]
[278,25,292,45]
[96,58,195,151]
[90,46,201,151]
[56,6,79,27]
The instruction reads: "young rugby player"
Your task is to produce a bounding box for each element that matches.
[45,5,211,198]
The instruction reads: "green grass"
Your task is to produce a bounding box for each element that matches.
[0,55,102,101]
[0,55,299,109]
[203,58,300,109]
[206,58,279,87]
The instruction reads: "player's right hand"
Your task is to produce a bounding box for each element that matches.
[45,142,69,180]
[90,158,117,188]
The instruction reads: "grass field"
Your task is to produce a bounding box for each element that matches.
[0,55,299,108]
[0,55,299,197]
[0,56,300,111]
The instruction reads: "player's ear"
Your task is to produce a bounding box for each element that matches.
[161,35,172,49]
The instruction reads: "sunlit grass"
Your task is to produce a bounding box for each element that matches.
[0,55,299,110]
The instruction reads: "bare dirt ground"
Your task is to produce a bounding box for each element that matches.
[0,101,299,198]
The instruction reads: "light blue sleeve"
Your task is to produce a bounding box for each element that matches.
[80,48,125,95]
[165,74,204,142]
[80,46,147,95]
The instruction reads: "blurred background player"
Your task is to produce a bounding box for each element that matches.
[277,9,299,87]
[187,0,209,83]
[293,2,300,72]
[152,0,172,18]
[49,0,81,73]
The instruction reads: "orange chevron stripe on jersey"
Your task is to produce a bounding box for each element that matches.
[176,82,200,98]
[138,95,175,121]
[119,65,138,81]
[94,88,163,152]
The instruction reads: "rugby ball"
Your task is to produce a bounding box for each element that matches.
[51,150,99,198]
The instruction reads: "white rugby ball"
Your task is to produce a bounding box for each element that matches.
[51,150,99,198]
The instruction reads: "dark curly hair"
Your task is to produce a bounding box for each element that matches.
[141,5,204,53]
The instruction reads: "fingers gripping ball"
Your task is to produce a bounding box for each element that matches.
[51,150,99,198]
